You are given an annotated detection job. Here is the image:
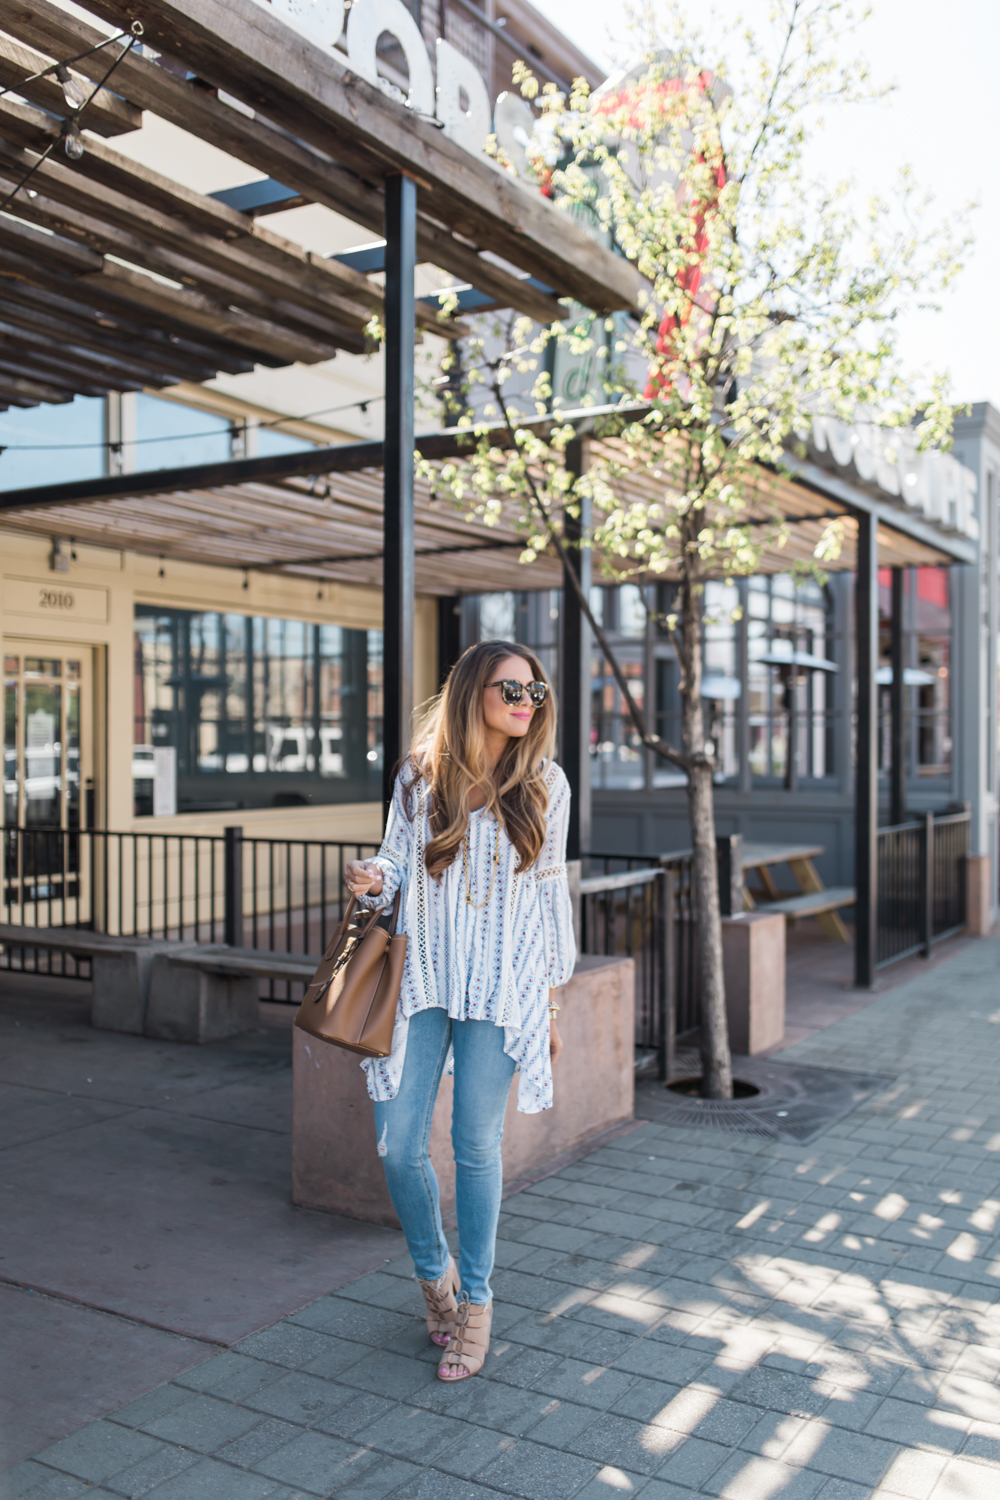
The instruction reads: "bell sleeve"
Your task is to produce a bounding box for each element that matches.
[533,764,577,988]
[357,765,415,909]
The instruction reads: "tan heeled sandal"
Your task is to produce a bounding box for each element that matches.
[437,1295,492,1381]
[417,1258,460,1348]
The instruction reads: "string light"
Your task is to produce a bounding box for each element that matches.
[62,121,85,161]
[0,395,386,455]
[54,65,88,112]
[0,23,143,216]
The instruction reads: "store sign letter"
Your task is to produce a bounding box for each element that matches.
[261,0,497,159]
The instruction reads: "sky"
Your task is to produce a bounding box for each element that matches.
[533,0,1000,409]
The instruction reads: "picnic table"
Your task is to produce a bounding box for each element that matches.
[740,842,855,941]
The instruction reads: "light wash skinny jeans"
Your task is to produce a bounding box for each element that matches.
[372,1007,516,1305]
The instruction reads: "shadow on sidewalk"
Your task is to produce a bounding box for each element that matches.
[0,971,403,1469]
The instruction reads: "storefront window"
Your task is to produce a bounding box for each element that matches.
[132,606,382,815]
[462,590,560,693]
[461,577,839,793]
[877,567,952,784]
[0,396,104,491]
[748,574,836,785]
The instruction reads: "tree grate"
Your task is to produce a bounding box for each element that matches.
[636,1052,893,1143]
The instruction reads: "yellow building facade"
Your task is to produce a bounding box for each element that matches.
[2,525,439,848]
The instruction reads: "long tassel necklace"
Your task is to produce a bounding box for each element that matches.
[462,818,499,908]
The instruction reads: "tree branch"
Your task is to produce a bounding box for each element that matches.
[489,391,696,775]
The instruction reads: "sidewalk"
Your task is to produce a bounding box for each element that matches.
[6,933,1000,1499]
[0,972,402,1469]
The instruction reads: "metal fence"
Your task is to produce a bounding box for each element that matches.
[0,825,377,981]
[4,813,972,1049]
[582,850,697,1080]
[876,810,970,968]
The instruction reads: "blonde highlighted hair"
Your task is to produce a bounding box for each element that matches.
[403,639,557,878]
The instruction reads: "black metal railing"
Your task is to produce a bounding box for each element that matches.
[876,810,969,968]
[582,850,697,1079]
[0,825,378,981]
[5,814,971,1052]
[579,864,668,1074]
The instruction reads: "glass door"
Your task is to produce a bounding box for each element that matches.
[3,645,93,923]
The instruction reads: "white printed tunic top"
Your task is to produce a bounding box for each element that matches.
[359,758,577,1113]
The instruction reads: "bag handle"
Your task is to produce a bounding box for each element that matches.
[324,884,402,960]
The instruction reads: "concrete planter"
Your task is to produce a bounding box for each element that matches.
[292,954,635,1226]
[721,910,786,1055]
[966,853,993,936]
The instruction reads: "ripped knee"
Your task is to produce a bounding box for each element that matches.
[376,1120,389,1157]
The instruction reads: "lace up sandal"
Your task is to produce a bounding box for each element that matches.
[417,1258,460,1348]
[437,1294,493,1381]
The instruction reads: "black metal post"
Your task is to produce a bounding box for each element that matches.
[716,833,744,917]
[890,567,906,827]
[921,810,934,956]
[382,172,417,814]
[855,511,879,987]
[660,866,676,1083]
[561,436,592,861]
[437,595,462,686]
[223,824,243,948]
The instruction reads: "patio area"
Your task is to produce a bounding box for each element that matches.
[0,921,987,1491]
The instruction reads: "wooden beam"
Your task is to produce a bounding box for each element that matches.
[0,315,181,390]
[0,158,368,354]
[0,100,467,341]
[0,369,77,404]
[0,212,349,365]
[0,28,142,137]
[5,0,639,318]
[0,299,219,385]
[0,274,256,378]
[0,263,277,378]
[77,0,643,311]
[0,349,117,398]
[86,258,348,363]
[0,213,103,275]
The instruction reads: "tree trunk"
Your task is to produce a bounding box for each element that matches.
[687,761,733,1098]
[679,573,733,1100]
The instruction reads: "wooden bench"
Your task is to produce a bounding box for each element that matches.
[0,923,187,1035]
[756,886,856,939]
[145,945,316,1043]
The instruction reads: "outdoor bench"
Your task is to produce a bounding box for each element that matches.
[757,886,857,926]
[0,923,316,1043]
[0,923,184,1035]
[144,945,315,1043]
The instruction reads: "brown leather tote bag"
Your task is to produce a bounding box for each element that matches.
[294,891,406,1057]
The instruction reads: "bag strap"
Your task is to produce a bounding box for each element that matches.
[324,885,401,960]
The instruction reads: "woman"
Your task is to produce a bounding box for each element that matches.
[344,639,576,1383]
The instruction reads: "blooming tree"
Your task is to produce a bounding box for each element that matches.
[425,0,970,1098]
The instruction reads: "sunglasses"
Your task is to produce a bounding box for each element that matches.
[486,678,548,707]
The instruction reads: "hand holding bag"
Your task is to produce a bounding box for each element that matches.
[294,889,406,1057]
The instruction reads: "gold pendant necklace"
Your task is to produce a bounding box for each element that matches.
[462,818,499,909]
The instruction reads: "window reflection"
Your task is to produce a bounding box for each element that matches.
[132,606,383,815]
[748,575,836,786]
[877,568,952,784]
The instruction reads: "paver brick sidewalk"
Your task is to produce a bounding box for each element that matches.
[8,936,1000,1500]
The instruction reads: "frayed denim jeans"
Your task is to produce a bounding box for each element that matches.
[372,1007,516,1305]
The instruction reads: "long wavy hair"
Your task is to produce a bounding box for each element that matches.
[403,639,557,878]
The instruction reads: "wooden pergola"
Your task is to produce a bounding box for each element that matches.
[1,0,646,828]
[0,0,642,412]
[0,0,978,994]
[0,418,964,588]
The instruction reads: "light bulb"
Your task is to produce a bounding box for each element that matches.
[54,64,88,112]
[62,122,85,161]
